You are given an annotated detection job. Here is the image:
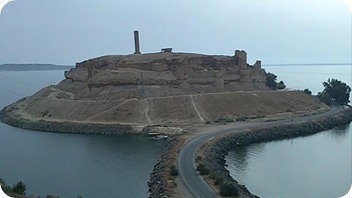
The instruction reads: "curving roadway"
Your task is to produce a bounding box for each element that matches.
[177,105,341,198]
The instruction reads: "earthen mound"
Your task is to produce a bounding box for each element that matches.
[0,51,325,132]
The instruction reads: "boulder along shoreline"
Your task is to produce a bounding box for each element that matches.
[0,101,183,135]
[203,106,352,198]
[0,110,134,135]
[148,138,177,198]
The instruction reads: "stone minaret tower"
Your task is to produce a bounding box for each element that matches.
[134,30,141,54]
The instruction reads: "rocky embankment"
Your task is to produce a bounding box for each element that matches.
[148,138,177,198]
[203,106,352,198]
[0,106,134,134]
[0,106,186,135]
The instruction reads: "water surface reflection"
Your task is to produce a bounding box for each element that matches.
[226,124,351,198]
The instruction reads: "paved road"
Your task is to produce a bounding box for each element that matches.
[177,105,341,198]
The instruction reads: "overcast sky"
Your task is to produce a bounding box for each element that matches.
[0,0,351,65]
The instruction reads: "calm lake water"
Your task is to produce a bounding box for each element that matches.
[0,71,167,198]
[226,65,352,198]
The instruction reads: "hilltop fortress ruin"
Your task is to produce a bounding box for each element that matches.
[0,32,324,131]
[64,31,267,100]
[64,49,267,100]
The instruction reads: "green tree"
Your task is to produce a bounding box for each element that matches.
[12,181,26,195]
[265,72,278,90]
[265,72,286,90]
[317,91,332,105]
[196,163,210,175]
[0,178,12,195]
[219,182,239,197]
[277,80,286,90]
[170,165,178,176]
[0,178,6,186]
[318,79,351,105]
[303,88,312,95]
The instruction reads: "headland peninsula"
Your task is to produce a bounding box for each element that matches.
[1,45,351,198]
[0,50,327,134]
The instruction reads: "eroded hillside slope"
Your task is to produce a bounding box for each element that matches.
[0,51,327,132]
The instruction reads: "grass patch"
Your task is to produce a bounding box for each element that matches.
[235,117,247,121]
[169,165,178,176]
[214,177,223,186]
[214,118,235,124]
[196,163,210,175]
[220,182,239,197]
[220,183,239,197]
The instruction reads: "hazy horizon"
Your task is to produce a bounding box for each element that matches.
[0,0,351,65]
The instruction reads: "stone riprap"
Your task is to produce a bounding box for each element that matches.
[148,138,177,198]
[203,107,352,198]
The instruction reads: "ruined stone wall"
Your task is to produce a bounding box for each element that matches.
[251,68,266,83]
[87,69,178,86]
[239,69,252,83]
[234,50,247,69]
[69,52,266,89]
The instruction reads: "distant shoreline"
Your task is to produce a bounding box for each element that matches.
[0,64,74,71]
[262,63,351,66]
